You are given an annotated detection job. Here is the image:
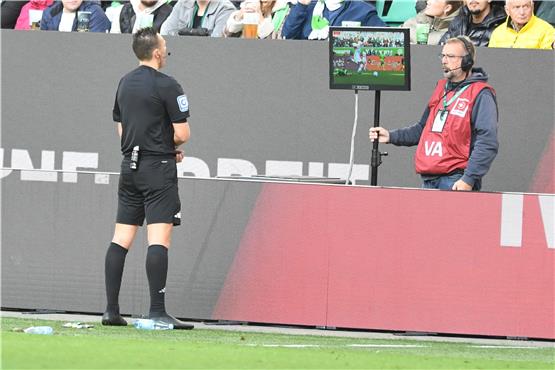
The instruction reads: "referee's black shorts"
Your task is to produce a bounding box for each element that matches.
[116,156,181,226]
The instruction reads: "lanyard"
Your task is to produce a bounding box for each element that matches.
[443,85,469,110]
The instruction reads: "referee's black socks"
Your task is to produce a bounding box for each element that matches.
[146,244,168,316]
[104,242,128,314]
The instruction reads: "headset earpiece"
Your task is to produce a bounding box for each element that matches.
[457,36,474,72]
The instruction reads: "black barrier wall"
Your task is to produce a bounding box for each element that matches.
[1,30,554,192]
[1,172,261,317]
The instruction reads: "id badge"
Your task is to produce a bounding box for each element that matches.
[431,109,448,133]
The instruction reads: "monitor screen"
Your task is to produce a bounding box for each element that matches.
[329,27,411,91]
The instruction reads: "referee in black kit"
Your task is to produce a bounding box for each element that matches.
[102,27,193,330]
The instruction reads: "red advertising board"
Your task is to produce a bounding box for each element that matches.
[214,184,554,339]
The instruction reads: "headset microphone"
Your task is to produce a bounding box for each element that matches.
[446,66,463,72]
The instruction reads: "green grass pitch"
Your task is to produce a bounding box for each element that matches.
[2,317,554,369]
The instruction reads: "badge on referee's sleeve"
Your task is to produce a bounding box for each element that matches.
[177,95,189,112]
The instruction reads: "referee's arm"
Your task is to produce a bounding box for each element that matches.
[116,122,122,138]
[173,121,190,146]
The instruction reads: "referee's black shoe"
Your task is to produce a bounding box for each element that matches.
[148,312,194,330]
[102,311,128,326]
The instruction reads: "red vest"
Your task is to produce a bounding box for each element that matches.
[415,79,494,175]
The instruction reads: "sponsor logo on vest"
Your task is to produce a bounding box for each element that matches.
[450,97,470,118]
[424,141,443,157]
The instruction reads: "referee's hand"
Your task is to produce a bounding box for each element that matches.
[175,149,184,163]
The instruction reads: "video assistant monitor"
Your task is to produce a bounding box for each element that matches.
[329,27,411,91]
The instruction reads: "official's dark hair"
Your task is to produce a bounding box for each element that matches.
[132,27,160,61]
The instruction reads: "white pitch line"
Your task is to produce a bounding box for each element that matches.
[348,344,427,348]
[471,345,541,349]
[245,344,321,348]
[244,344,428,348]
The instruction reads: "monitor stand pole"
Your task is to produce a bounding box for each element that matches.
[370,90,388,186]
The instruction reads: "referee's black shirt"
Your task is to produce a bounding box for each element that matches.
[113,65,190,157]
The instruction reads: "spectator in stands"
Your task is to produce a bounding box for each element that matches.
[282,0,386,40]
[270,0,296,38]
[15,0,54,30]
[100,0,114,10]
[439,0,506,46]
[40,0,111,32]
[224,0,294,39]
[374,0,417,26]
[416,0,428,12]
[1,1,27,28]
[105,1,123,27]
[489,0,554,48]
[536,0,554,26]
[160,0,236,37]
[402,0,463,44]
[110,0,173,33]
[370,36,499,191]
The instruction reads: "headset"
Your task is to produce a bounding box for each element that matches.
[456,36,475,72]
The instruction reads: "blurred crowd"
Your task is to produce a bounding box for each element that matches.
[1,0,553,48]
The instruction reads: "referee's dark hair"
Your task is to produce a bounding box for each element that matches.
[132,27,160,61]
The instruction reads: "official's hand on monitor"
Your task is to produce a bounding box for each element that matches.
[369,127,390,143]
